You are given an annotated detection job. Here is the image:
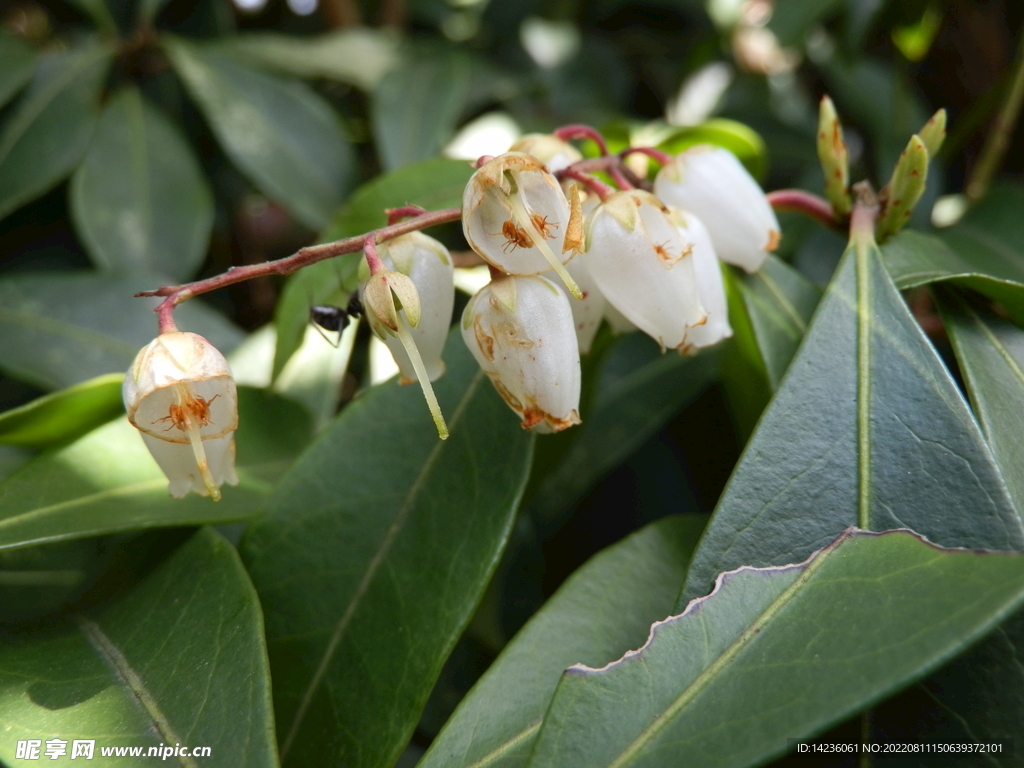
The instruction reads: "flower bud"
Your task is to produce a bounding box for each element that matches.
[817,95,851,217]
[462,152,582,297]
[877,134,928,241]
[461,274,581,433]
[653,145,780,273]
[584,190,707,352]
[123,332,239,500]
[360,232,454,384]
[509,134,583,173]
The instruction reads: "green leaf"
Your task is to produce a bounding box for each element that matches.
[528,529,1024,768]
[272,156,473,378]
[65,0,117,33]
[720,256,821,437]
[0,387,311,550]
[164,36,353,231]
[0,31,36,110]
[420,514,707,768]
[0,528,278,767]
[0,372,123,448]
[213,29,399,90]
[657,119,768,181]
[767,0,844,46]
[371,49,474,170]
[527,333,719,533]
[137,0,172,25]
[0,40,112,221]
[241,332,534,768]
[681,233,1022,605]
[0,271,243,391]
[941,293,1024,514]
[883,229,1024,325]
[70,87,214,281]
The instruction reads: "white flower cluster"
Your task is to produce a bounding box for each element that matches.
[457,138,780,433]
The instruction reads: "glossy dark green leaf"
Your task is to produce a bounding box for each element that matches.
[0,372,123,448]
[0,40,112,221]
[0,272,243,390]
[272,156,473,378]
[371,50,474,169]
[0,31,36,109]
[70,87,214,281]
[165,37,353,231]
[241,332,534,768]
[0,528,277,767]
[529,529,1024,768]
[214,29,399,90]
[883,229,1024,325]
[682,234,1022,605]
[720,256,822,437]
[420,514,707,768]
[527,333,719,533]
[0,387,311,550]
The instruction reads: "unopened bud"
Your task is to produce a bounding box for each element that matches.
[918,109,946,158]
[877,134,928,241]
[816,95,851,217]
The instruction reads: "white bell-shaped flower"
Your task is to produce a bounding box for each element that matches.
[604,303,638,335]
[671,207,732,351]
[653,145,780,273]
[462,274,581,433]
[554,255,606,354]
[509,134,583,173]
[123,332,239,500]
[585,190,707,352]
[462,152,582,297]
[360,232,454,384]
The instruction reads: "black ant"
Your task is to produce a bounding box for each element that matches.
[310,292,364,346]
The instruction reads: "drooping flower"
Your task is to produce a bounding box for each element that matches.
[360,232,454,384]
[361,264,449,439]
[462,152,583,297]
[670,206,732,351]
[584,189,707,352]
[462,274,581,433]
[553,254,606,354]
[123,332,239,500]
[653,145,780,273]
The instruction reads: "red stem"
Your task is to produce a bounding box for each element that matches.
[553,124,609,156]
[559,168,616,201]
[385,205,427,226]
[608,165,634,190]
[364,234,386,275]
[766,189,840,230]
[621,146,673,167]
[137,207,463,324]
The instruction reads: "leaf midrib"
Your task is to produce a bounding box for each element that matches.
[279,370,486,757]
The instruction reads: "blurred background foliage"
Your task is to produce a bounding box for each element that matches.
[1,0,1024,762]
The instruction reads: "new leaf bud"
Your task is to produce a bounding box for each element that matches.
[816,95,851,217]
[877,134,928,241]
